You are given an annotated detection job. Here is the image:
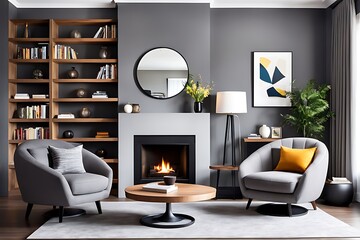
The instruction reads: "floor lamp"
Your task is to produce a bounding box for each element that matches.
[214,91,247,198]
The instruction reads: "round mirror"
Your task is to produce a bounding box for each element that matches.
[135,47,189,99]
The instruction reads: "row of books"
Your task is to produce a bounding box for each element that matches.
[18,105,47,119]
[13,127,50,140]
[93,25,117,38]
[96,64,117,79]
[92,91,108,98]
[16,46,47,59]
[53,44,78,59]
[14,93,49,99]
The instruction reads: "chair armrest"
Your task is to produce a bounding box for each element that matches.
[14,149,73,206]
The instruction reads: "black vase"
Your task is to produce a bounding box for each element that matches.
[63,130,74,138]
[194,102,203,113]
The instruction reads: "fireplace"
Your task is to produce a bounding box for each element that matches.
[134,135,195,184]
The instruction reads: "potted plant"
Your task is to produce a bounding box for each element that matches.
[282,80,334,138]
[185,74,213,113]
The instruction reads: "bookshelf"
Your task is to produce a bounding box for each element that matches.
[8,19,118,195]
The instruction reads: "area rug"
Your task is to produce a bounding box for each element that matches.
[28,201,360,239]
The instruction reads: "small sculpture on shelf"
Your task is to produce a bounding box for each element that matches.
[99,46,110,59]
[70,29,81,38]
[23,22,30,38]
[67,67,79,79]
[32,69,44,79]
[76,88,87,98]
[62,130,74,139]
[79,107,91,118]
[95,149,107,159]
[132,104,140,113]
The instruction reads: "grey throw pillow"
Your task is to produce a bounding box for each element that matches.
[27,147,51,166]
[48,145,86,174]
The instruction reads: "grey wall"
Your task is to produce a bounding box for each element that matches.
[210,8,327,185]
[118,3,211,112]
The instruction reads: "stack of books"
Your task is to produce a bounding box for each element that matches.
[142,182,178,193]
[57,113,75,119]
[16,46,47,59]
[328,177,352,184]
[93,25,117,38]
[14,93,30,99]
[32,94,49,99]
[96,64,117,79]
[95,131,109,138]
[247,133,261,139]
[92,91,108,98]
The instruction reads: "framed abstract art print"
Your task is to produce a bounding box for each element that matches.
[253,51,292,107]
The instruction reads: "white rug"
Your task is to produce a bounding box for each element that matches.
[28,201,360,239]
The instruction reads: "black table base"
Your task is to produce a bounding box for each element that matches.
[256,203,308,217]
[140,203,194,228]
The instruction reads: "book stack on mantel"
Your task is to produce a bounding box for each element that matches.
[142,182,178,193]
[14,93,30,99]
[57,113,75,119]
[95,131,109,138]
[247,133,261,139]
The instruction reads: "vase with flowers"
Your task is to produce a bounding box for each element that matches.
[185,74,213,113]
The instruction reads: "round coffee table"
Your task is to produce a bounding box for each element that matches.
[125,183,216,228]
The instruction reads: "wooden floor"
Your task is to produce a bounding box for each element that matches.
[1,191,360,240]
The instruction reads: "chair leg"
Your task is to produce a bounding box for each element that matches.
[287,203,292,217]
[246,198,252,210]
[311,201,317,210]
[25,203,33,219]
[59,206,64,223]
[95,201,102,214]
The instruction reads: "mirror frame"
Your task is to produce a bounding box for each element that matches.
[134,47,189,100]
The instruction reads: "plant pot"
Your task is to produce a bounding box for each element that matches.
[194,102,203,113]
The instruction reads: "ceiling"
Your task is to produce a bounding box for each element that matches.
[8,0,337,8]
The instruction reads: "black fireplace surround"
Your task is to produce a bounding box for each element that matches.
[134,135,195,184]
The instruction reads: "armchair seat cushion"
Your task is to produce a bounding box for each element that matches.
[244,171,302,194]
[64,173,108,195]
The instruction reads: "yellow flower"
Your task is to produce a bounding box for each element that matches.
[185,74,213,102]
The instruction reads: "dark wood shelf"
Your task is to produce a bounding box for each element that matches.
[9,118,49,123]
[9,59,49,63]
[54,78,117,83]
[53,59,117,64]
[53,19,116,25]
[55,137,118,142]
[9,98,49,103]
[8,38,49,43]
[11,19,49,25]
[53,98,118,102]
[104,159,118,164]
[53,118,117,123]
[9,79,50,83]
[53,38,117,44]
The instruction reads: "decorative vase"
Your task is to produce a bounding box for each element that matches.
[259,124,271,138]
[32,69,43,79]
[23,22,30,38]
[70,29,81,38]
[124,103,132,113]
[67,67,79,79]
[95,149,107,159]
[76,88,86,98]
[194,102,203,113]
[132,104,140,113]
[62,130,74,138]
[99,46,110,59]
[80,107,91,118]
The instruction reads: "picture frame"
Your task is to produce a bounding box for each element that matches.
[253,51,292,107]
[271,127,282,138]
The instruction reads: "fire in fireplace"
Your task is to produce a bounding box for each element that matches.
[134,135,195,184]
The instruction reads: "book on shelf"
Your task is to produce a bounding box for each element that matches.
[32,94,49,99]
[95,131,109,138]
[13,127,50,140]
[14,93,30,99]
[16,45,47,59]
[17,105,47,119]
[57,113,75,119]
[92,90,108,98]
[142,182,178,193]
[247,133,261,139]
[53,44,78,59]
[96,64,117,79]
[328,177,352,184]
[93,25,117,38]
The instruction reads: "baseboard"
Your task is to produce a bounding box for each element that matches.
[216,187,243,199]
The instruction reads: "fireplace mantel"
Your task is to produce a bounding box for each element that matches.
[118,113,210,198]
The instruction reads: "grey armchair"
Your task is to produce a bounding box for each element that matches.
[14,139,113,222]
[239,138,328,216]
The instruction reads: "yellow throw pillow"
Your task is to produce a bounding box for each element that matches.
[274,146,317,173]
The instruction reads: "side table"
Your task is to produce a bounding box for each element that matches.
[209,165,239,199]
[321,182,353,206]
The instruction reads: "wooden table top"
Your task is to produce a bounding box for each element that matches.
[125,183,216,203]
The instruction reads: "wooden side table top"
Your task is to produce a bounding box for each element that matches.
[125,183,216,203]
[209,165,239,171]
[243,138,280,143]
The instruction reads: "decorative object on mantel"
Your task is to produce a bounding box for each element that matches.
[99,46,110,59]
[62,130,74,139]
[253,51,292,107]
[79,107,91,118]
[70,29,81,38]
[213,91,247,198]
[124,103,132,113]
[185,74,213,113]
[271,126,282,138]
[259,124,271,138]
[281,80,333,138]
[67,66,79,79]
[132,104,140,113]
[76,88,87,98]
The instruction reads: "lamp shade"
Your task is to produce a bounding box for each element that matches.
[216,91,247,114]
